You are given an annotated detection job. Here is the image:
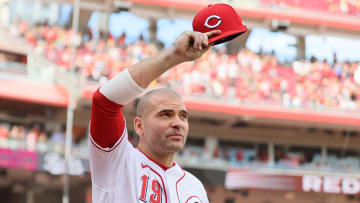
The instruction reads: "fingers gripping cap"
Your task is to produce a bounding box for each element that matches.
[192,3,248,45]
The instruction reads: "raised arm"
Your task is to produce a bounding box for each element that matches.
[128,30,221,88]
[90,30,220,149]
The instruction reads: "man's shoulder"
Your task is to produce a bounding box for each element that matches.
[183,170,204,186]
[181,169,208,202]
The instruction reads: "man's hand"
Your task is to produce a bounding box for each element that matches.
[170,30,221,63]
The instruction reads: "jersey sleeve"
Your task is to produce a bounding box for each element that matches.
[88,68,144,191]
[89,68,144,149]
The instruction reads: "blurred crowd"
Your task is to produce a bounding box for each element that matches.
[0,121,87,152]
[0,120,139,154]
[261,0,360,16]
[178,141,360,173]
[8,21,360,111]
[9,20,155,81]
[163,50,360,111]
[1,120,358,173]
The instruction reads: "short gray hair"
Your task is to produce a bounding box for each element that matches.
[136,88,182,117]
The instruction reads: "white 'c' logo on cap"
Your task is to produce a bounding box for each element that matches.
[204,15,222,29]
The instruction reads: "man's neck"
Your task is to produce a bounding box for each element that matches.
[137,145,175,169]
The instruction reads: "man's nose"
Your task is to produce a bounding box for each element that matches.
[171,115,183,130]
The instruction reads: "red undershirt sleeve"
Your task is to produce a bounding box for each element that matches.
[89,68,144,149]
[90,89,125,148]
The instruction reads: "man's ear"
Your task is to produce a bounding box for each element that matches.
[134,117,144,137]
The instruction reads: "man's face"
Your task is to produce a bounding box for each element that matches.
[137,94,189,155]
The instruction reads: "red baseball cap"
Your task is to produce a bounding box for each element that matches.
[192,4,247,45]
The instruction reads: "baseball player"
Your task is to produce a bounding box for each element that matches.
[89,30,221,203]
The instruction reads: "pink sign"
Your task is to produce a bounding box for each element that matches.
[0,148,38,171]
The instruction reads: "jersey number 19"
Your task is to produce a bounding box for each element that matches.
[140,175,162,203]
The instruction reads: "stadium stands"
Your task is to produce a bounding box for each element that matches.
[10,21,360,112]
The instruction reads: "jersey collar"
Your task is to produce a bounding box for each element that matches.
[136,148,176,171]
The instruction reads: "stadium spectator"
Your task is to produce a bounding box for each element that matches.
[236,147,244,162]
[0,124,9,140]
[26,124,41,151]
[50,125,66,143]
[9,125,26,140]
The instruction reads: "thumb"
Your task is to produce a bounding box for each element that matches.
[206,30,222,38]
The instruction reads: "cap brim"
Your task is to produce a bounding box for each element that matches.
[208,29,247,46]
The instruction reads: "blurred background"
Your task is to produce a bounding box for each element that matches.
[0,0,360,202]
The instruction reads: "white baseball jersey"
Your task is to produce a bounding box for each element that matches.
[89,69,209,203]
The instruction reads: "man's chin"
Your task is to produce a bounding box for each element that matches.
[166,143,184,153]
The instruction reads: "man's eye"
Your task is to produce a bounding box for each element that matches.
[161,113,171,117]
[180,114,188,119]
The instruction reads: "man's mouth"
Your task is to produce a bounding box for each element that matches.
[167,133,183,139]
